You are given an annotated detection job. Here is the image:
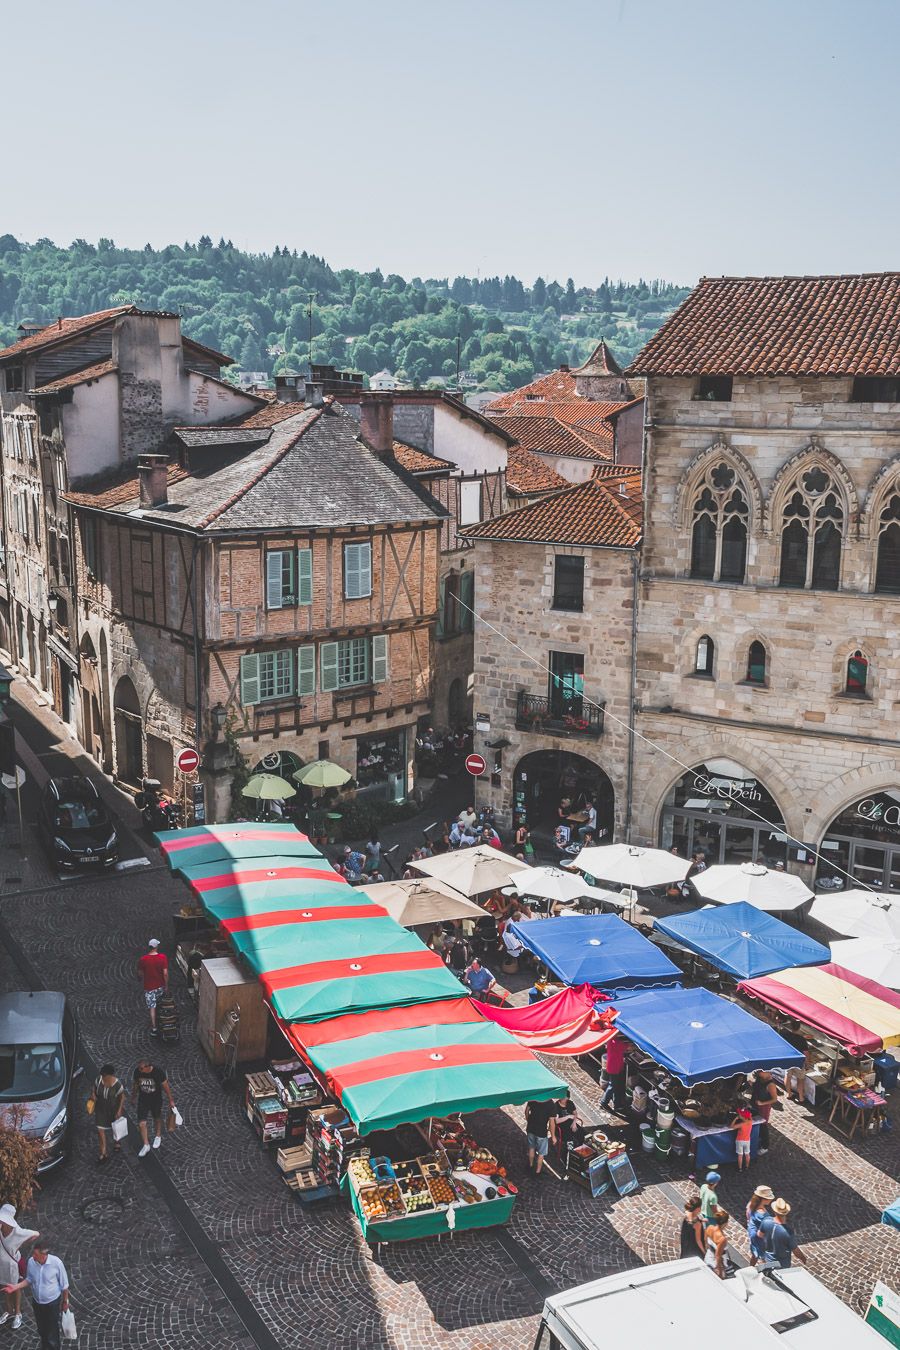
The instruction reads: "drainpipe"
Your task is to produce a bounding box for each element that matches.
[191,537,203,754]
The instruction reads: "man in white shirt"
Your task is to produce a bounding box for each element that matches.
[7,1240,69,1349]
[578,802,598,841]
[502,924,525,960]
[458,806,477,831]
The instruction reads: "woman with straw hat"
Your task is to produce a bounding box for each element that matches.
[745,1185,774,1265]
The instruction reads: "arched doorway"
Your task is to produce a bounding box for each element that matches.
[658,758,787,866]
[513,749,614,842]
[113,676,143,785]
[818,790,900,892]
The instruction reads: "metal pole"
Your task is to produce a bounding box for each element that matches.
[15,769,24,862]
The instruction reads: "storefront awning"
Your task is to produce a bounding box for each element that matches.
[475,984,619,1056]
[654,903,829,980]
[156,823,320,874]
[738,962,900,1055]
[610,986,803,1085]
[282,999,566,1134]
[507,914,681,992]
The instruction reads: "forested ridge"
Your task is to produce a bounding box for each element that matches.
[0,235,689,390]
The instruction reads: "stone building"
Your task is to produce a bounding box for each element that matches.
[66,390,443,816]
[464,469,641,840]
[628,273,900,890]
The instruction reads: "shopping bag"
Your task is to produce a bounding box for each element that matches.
[173,1107,183,1127]
[111,1117,128,1142]
[61,1308,77,1340]
[85,1097,95,1116]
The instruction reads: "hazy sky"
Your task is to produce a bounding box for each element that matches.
[5,0,897,286]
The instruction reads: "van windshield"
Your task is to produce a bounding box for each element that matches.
[0,1043,65,1100]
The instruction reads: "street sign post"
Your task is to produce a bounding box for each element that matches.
[465,753,487,777]
[176,747,200,774]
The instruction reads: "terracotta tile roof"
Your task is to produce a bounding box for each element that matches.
[505,445,568,496]
[463,472,642,549]
[65,461,191,510]
[0,307,133,362]
[233,400,310,428]
[490,412,612,461]
[392,441,450,473]
[604,395,644,420]
[628,273,900,377]
[572,338,624,376]
[33,359,118,394]
[485,367,578,411]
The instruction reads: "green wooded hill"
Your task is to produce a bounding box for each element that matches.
[0,235,690,391]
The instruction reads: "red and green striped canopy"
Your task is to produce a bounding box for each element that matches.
[182,857,343,900]
[156,823,320,874]
[283,999,566,1134]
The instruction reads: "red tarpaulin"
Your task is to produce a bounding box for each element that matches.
[474,983,618,1056]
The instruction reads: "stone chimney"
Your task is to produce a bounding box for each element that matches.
[138,454,168,508]
[304,381,324,409]
[358,391,394,458]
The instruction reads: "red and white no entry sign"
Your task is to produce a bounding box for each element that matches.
[176,747,200,774]
[465,753,487,777]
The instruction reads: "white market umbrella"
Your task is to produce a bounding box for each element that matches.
[510,866,589,905]
[412,845,529,897]
[810,890,900,941]
[359,878,485,928]
[573,844,690,890]
[693,862,813,912]
[829,937,900,990]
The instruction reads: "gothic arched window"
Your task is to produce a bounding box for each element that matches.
[778,465,844,590]
[690,462,749,583]
[746,640,767,685]
[875,493,900,594]
[695,634,715,677]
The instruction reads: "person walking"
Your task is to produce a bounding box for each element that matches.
[0,1204,39,1330]
[88,1063,126,1163]
[750,1070,778,1154]
[765,1199,807,1269]
[699,1171,721,1226]
[132,1059,176,1156]
[5,1240,69,1350]
[704,1208,730,1279]
[364,833,382,875]
[680,1195,705,1259]
[138,938,168,1036]
[524,1098,556,1177]
[746,1184,775,1266]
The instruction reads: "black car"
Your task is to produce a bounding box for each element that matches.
[38,775,119,870]
[0,991,78,1171]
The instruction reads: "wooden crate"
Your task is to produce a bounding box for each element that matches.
[197,957,267,1065]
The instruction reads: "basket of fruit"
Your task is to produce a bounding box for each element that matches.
[427,1176,456,1208]
[401,1177,434,1214]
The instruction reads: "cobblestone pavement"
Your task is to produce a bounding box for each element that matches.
[0,694,896,1348]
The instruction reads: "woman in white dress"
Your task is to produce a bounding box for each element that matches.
[0,1203,39,1330]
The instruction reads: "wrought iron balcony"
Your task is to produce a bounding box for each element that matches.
[515,691,604,739]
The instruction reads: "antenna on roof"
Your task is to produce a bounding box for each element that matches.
[306,292,318,374]
[455,333,461,391]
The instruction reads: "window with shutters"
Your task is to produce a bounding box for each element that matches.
[240,649,294,705]
[81,516,99,576]
[344,541,372,599]
[265,548,313,609]
[320,636,389,692]
[338,637,369,687]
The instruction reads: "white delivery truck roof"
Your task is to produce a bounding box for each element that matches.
[541,1259,882,1350]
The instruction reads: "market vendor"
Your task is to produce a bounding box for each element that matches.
[750,1070,778,1153]
[600,1035,631,1116]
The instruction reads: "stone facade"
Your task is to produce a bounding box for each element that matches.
[631,373,900,877]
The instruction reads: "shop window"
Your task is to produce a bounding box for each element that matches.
[694,376,733,401]
[548,650,584,718]
[875,495,900,593]
[694,634,715,677]
[553,555,584,611]
[239,649,294,705]
[689,462,748,583]
[344,541,372,599]
[745,640,767,685]
[778,467,843,590]
[266,548,312,609]
[845,650,869,696]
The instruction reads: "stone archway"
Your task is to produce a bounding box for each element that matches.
[113,675,143,786]
[513,748,615,845]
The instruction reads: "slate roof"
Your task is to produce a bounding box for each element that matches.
[463,472,642,549]
[505,445,569,496]
[490,412,612,461]
[32,359,118,394]
[628,273,900,377]
[66,403,446,532]
[175,427,271,449]
[573,338,624,376]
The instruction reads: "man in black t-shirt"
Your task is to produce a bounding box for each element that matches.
[132,1060,176,1157]
[525,1098,556,1176]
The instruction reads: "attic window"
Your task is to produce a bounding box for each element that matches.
[851,376,900,403]
[5,367,24,392]
[694,376,733,402]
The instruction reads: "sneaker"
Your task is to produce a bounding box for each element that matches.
[11,1314,21,1330]
[152,1135,161,1149]
[138,1143,151,1157]
[149,1027,159,1037]
[758,1147,769,1155]
[0,1313,10,1326]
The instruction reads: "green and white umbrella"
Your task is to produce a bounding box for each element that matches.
[293,759,352,790]
[241,773,296,802]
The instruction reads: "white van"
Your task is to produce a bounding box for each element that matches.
[533,1259,882,1350]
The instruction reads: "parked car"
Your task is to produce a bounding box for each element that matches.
[0,991,78,1171]
[38,775,118,870]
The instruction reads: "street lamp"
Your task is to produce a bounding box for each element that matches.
[211,702,227,738]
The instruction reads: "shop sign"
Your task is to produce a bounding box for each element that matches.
[475,713,491,733]
[191,781,206,824]
[856,797,900,834]
[865,1281,900,1347]
[694,773,762,803]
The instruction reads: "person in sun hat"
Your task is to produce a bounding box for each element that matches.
[764,1198,807,1269]
[0,1203,39,1331]
[699,1171,721,1226]
[745,1184,775,1265]
[137,938,168,1036]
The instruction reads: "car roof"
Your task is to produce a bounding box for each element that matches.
[0,992,66,1045]
[47,776,100,802]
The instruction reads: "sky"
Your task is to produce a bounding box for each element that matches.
[5,0,898,287]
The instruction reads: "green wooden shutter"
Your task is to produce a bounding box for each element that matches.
[297,548,313,605]
[240,653,261,705]
[359,542,372,596]
[297,644,316,695]
[436,578,445,637]
[266,551,284,609]
[372,634,388,683]
[320,641,339,692]
[459,570,475,632]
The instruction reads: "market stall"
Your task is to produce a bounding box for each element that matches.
[505,914,682,993]
[610,986,803,1167]
[654,902,829,981]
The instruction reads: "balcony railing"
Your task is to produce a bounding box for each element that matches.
[515,691,604,739]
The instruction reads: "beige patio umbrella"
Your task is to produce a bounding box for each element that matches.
[241,773,296,801]
[293,760,351,789]
[810,890,900,941]
[412,845,530,897]
[360,878,486,928]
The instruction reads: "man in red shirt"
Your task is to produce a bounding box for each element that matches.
[138,939,168,1036]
